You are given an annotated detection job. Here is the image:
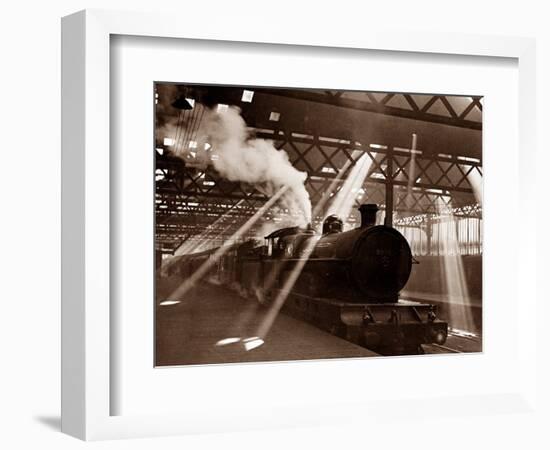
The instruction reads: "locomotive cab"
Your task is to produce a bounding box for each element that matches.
[265,226,317,258]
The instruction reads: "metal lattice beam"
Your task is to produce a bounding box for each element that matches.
[155,126,482,249]
[257,90,483,130]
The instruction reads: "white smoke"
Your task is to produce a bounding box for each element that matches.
[207,107,311,226]
[166,104,311,227]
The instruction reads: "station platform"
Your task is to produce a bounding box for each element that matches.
[155,279,377,366]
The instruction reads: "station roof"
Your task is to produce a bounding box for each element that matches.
[156,84,482,159]
[154,84,482,253]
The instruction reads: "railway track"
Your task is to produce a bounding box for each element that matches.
[423,343,463,354]
[422,330,482,354]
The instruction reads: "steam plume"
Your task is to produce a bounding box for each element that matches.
[162,101,311,227]
[209,108,310,225]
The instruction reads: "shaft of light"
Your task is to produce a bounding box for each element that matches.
[175,217,229,255]
[466,168,483,206]
[192,216,243,253]
[326,154,372,225]
[326,155,365,216]
[405,135,417,210]
[224,298,263,336]
[166,186,289,301]
[174,200,246,256]
[254,235,318,339]
[253,161,355,338]
[253,158,354,295]
[436,198,475,332]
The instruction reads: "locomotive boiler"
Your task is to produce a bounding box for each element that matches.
[259,204,412,303]
[162,203,448,355]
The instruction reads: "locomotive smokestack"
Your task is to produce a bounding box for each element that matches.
[359,204,379,228]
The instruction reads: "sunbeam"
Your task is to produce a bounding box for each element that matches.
[326,153,373,225]
[174,200,246,256]
[253,157,360,339]
[165,186,289,302]
[405,133,418,210]
[435,198,475,332]
[466,168,483,206]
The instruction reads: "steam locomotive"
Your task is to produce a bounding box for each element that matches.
[161,204,448,355]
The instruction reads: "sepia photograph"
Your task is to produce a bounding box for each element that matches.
[154,83,483,366]
[51,3,545,445]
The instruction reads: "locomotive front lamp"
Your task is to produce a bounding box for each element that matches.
[434,330,447,344]
[362,311,374,324]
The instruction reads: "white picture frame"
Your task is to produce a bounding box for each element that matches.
[61,9,538,441]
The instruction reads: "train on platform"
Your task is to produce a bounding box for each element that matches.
[160,203,448,355]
